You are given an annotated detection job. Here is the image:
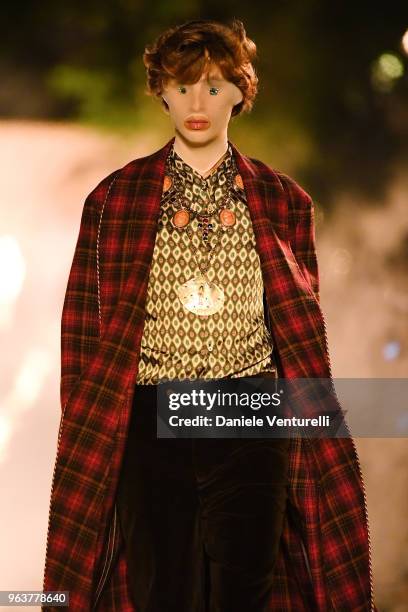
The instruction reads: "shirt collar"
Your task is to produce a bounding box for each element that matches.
[167,142,234,190]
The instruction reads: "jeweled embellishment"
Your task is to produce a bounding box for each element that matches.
[219,208,236,227]
[163,175,173,192]
[235,173,244,189]
[172,209,190,228]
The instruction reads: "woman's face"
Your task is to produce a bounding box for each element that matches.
[161,63,243,143]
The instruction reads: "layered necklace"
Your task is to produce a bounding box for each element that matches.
[165,147,243,316]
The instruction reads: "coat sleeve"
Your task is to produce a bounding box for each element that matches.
[278,172,320,304]
[60,171,117,412]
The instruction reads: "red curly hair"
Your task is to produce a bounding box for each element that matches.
[142,18,258,117]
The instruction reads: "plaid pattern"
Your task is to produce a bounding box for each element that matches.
[42,136,377,611]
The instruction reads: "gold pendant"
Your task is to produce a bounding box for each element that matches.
[177,275,224,316]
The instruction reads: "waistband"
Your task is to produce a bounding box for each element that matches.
[134,368,278,393]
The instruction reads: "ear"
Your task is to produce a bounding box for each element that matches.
[235,89,244,105]
[162,97,170,114]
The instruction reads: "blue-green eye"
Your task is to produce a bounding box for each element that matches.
[177,85,220,95]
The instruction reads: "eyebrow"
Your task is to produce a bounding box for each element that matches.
[175,75,224,85]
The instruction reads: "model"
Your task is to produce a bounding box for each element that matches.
[42,18,377,612]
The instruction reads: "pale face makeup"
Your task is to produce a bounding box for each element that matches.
[161,63,243,147]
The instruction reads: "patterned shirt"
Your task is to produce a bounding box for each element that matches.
[135,142,276,383]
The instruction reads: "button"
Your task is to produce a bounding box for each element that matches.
[207,341,214,352]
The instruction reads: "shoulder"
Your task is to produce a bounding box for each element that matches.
[274,170,313,209]
[84,143,168,213]
[84,156,147,213]
[246,154,313,212]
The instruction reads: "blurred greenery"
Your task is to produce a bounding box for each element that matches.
[1,1,407,204]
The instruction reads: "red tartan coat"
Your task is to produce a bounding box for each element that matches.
[42,136,377,611]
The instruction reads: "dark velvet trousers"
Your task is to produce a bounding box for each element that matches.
[116,372,290,612]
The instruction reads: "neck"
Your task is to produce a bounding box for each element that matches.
[172,132,229,178]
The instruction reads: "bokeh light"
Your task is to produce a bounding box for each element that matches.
[0,235,26,328]
[371,52,405,92]
[402,29,408,55]
[382,340,401,361]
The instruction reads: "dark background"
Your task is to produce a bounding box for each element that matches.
[1,1,407,205]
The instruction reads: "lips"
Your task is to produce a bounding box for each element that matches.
[184,119,210,130]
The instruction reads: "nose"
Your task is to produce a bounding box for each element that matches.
[189,83,207,111]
